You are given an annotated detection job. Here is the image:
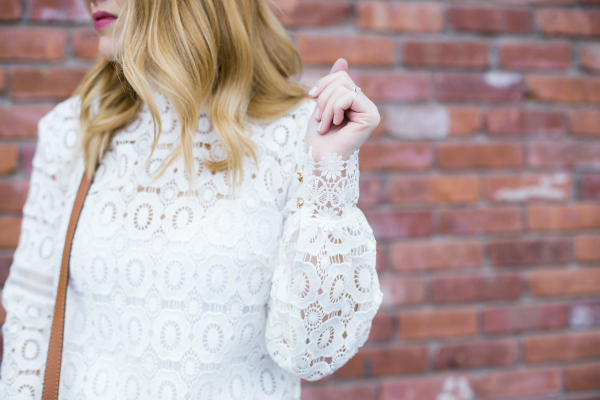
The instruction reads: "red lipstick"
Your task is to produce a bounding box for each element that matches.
[92,10,118,31]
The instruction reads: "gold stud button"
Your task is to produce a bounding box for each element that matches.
[296,197,304,208]
[297,172,303,183]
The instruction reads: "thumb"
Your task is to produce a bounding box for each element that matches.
[329,58,348,75]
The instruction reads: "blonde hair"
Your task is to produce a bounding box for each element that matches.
[75,0,310,190]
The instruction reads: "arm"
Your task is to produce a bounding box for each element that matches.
[264,104,383,381]
[0,97,78,399]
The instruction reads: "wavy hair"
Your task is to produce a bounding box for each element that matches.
[75,0,310,190]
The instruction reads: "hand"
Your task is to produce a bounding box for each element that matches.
[305,58,381,164]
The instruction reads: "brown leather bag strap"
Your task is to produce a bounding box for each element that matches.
[42,165,97,400]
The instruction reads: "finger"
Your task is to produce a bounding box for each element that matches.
[329,58,348,75]
[308,70,356,99]
[314,75,356,121]
[318,85,353,134]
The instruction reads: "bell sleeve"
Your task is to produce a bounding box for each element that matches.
[0,98,78,400]
[264,104,384,381]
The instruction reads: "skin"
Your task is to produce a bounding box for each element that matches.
[86,1,380,161]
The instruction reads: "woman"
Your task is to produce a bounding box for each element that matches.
[0,0,383,399]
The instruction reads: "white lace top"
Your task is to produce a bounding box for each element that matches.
[0,91,383,400]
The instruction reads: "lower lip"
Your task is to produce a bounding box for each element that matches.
[94,17,117,31]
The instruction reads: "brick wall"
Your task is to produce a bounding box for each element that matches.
[1,1,600,400]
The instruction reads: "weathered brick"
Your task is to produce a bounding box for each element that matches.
[11,67,88,101]
[434,339,518,371]
[0,28,66,61]
[364,210,432,240]
[476,368,561,400]
[359,142,432,171]
[483,304,568,334]
[402,40,489,69]
[528,268,600,297]
[486,108,565,136]
[580,43,600,72]
[382,376,474,400]
[436,72,523,103]
[448,7,532,34]
[28,0,90,23]
[0,216,21,249]
[0,105,53,138]
[570,300,600,328]
[524,331,600,363]
[301,383,377,400]
[526,75,600,104]
[72,28,100,60]
[335,346,427,379]
[565,363,600,392]
[0,0,22,21]
[574,235,600,262]
[0,255,13,287]
[379,276,426,307]
[450,107,481,136]
[357,176,383,207]
[387,175,479,205]
[399,309,478,339]
[439,207,523,235]
[488,237,570,267]
[0,68,5,92]
[499,41,571,70]
[438,143,524,169]
[297,34,394,66]
[528,142,600,169]
[0,144,19,175]
[389,240,483,272]
[357,3,444,33]
[431,274,522,303]
[366,311,393,343]
[536,8,600,37]
[570,109,600,136]
[355,72,429,102]
[485,173,571,203]
[579,174,600,199]
[528,204,600,231]
[0,181,29,213]
[272,0,350,27]
[21,143,36,175]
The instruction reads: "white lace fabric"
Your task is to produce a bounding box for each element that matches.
[0,92,383,400]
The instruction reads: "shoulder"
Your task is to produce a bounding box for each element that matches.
[34,94,82,175]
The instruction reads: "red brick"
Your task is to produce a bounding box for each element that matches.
[528,142,600,169]
[431,274,522,304]
[384,106,453,140]
[21,143,36,175]
[0,105,53,138]
[524,331,600,363]
[0,144,19,175]
[439,207,523,235]
[72,28,100,60]
[570,109,600,136]
[580,43,600,72]
[398,309,477,340]
[570,300,600,329]
[0,28,66,61]
[11,67,88,100]
[354,72,429,102]
[448,7,532,34]
[379,276,426,307]
[402,40,489,69]
[485,173,571,203]
[0,69,5,92]
[528,268,600,297]
[387,175,479,205]
[301,383,377,400]
[382,375,474,400]
[335,346,427,379]
[579,174,600,200]
[526,75,600,104]
[28,0,90,23]
[484,304,568,334]
[536,8,600,37]
[566,363,600,392]
[364,210,432,240]
[486,108,565,136]
[0,0,22,21]
[297,34,394,66]
[0,216,21,249]
[366,311,393,343]
[357,3,444,33]
[438,143,524,169]
[357,176,383,207]
[499,41,571,70]
[0,181,29,213]
[528,204,600,231]
[488,237,570,267]
[476,368,561,400]
[0,255,13,287]
[359,142,432,171]
[436,72,523,103]
[450,107,482,136]
[575,235,600,262]
[434,339,518,370]
[389,240,483,272]
[272,0,350,28]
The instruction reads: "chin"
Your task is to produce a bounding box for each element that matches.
[98,39,119,61]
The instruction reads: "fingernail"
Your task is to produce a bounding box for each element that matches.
[308,86,317,96]
[318,121,323,133]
